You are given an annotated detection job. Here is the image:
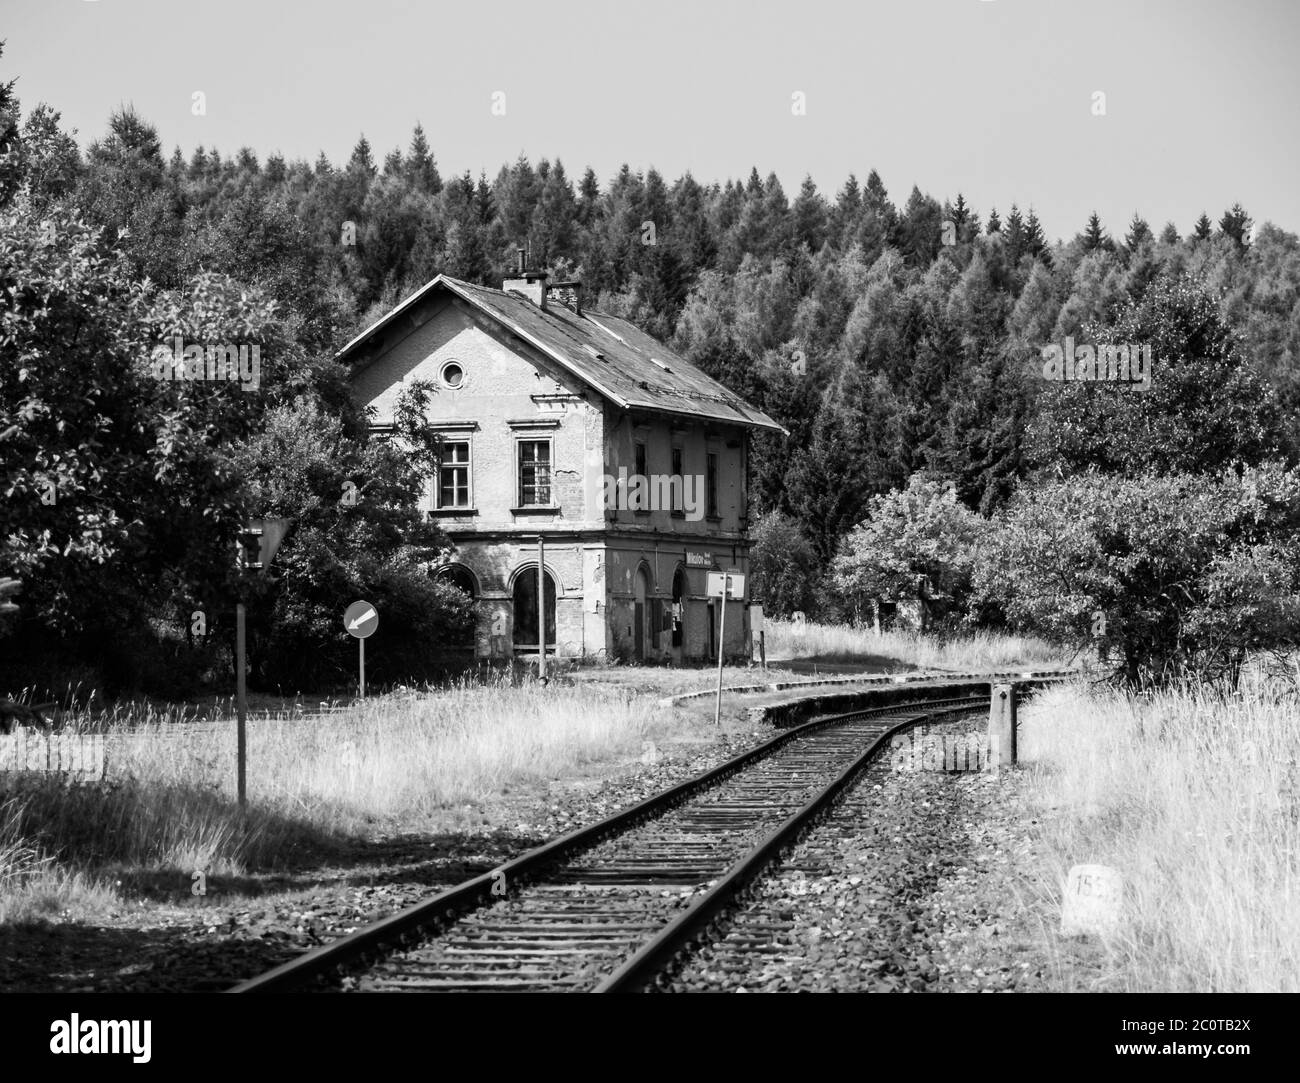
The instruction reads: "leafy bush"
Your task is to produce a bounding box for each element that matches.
[975,465,1300,686]
[749,509,818,618]
[830,474,984,624]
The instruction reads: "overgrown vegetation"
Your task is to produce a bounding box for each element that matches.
[1018,680,1300,991]
[0,674,700,919]
[762,618,1063,671]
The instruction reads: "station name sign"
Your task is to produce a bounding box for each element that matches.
[685,551,715,568]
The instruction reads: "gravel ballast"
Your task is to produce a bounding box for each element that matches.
[666,720,1057,992]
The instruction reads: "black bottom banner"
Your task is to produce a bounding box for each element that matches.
[3,990,1291,1072]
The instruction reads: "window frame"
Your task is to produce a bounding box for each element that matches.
[671,445,685,517]
[516,435,556,509]
[439,359,466,390]
[633,440,649,515]
[706,452,720,519]
[435,438,473,510]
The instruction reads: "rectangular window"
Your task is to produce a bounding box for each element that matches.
[632,441,649,514]
[518,439,552,506]
[437,440,471,508]
[671,447,684,513]
[706,453,719,518]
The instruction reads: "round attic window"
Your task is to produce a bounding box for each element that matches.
[441,361,464,389]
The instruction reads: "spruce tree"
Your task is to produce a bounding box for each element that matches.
[1218,202,1252,248]
[1005,204,1026,262]
[951,192,979,241]
[833,174,861,245]
[1124,213,1153,249]
[951,192,970,229]
[791,175,828,253]
[474,171,494,224]
[1083,211,1107,251]
[577,166,600,226]
[348,135,376,177]
[857,169,899,257]
[404,124,442,193]
[1024,208,1048,260]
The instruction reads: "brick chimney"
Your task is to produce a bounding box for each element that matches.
[503,246,548,310]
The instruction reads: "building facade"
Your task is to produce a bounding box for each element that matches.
[341,261,783,664]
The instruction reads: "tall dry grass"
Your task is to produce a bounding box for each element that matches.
[0,674,684,920]
[765,618,1066,671]
[1018,679,1300,991]
[0,793,116,924]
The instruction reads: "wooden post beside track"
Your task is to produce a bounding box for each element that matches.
[236,601,247,808]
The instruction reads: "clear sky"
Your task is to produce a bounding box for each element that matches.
[4,0,1299,242]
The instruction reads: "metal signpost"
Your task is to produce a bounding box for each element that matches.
[235,517,293,808]
[344,600,379,698]
[707,571,745,726]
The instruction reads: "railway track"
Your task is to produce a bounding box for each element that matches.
[231,691,994,994]
[664,743,959,992]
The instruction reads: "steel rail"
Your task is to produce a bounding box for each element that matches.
[594,700,981,991]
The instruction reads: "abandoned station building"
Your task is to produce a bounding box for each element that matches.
[341,257,783,663]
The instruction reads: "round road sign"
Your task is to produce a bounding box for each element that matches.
[344,600,379,639]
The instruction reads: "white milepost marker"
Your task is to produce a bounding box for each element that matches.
[344,600,379,698]
[1061,863,1124,937]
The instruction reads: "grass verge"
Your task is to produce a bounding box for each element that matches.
[1016,680,1300,991]
[0,671,735,922]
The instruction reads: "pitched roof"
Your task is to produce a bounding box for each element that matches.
[337,274,786,434]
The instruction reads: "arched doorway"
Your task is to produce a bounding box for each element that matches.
[512,566,556,655]
[432,564,478,650]
[435,565,477,598]
[633,566,651,661]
